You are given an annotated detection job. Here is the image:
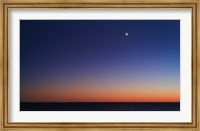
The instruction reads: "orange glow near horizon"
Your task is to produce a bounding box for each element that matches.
[21,83,180,102]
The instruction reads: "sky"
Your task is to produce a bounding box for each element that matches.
[20,20,180,102]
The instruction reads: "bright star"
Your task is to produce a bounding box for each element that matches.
[125,32,128,37]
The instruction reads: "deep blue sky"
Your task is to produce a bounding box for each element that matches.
[20,20,180,102]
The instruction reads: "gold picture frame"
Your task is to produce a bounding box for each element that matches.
[0,0,199,130]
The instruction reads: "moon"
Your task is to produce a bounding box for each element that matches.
[125,32,128,37]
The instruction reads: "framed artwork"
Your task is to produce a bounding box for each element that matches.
[1,0,199,130]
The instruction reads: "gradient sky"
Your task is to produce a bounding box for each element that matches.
[20,20,180,102]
